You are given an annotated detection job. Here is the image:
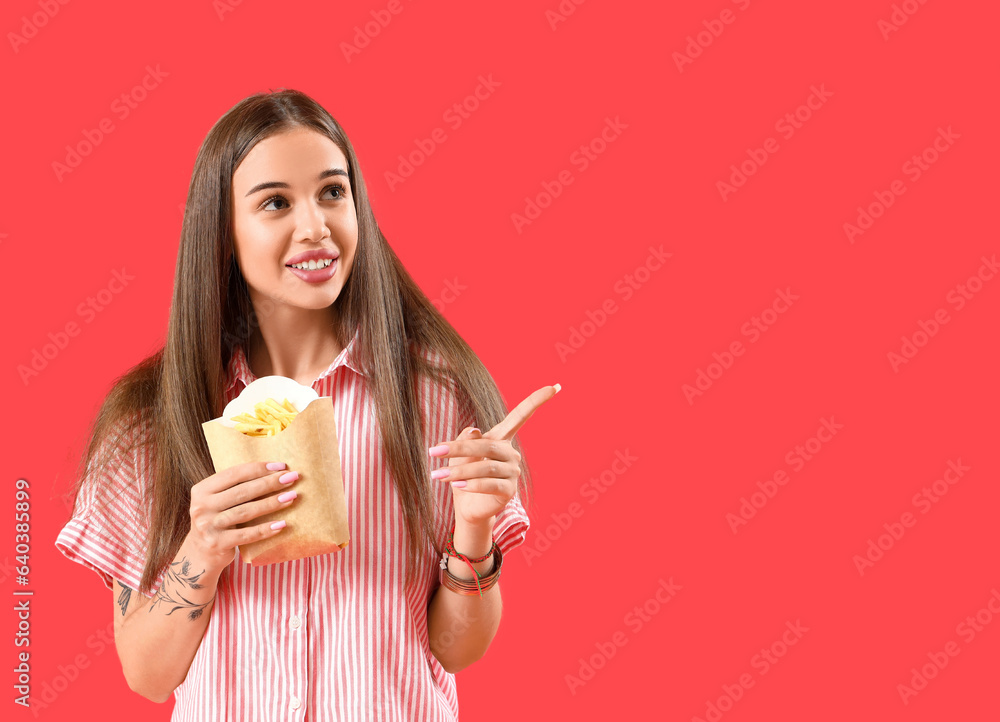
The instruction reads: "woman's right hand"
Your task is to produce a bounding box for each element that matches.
[187,461,298,573]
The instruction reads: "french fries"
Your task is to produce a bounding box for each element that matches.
[230,397,299,437]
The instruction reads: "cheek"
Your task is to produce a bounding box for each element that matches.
[231,219,250,265]
[345,242,359,275]
[235,224,271,262]
[233,210,271,251]
[344,225,358,257]
[340,223,359,268]
[234,240,275,287]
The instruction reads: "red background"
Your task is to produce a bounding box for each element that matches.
[3,0,999,720]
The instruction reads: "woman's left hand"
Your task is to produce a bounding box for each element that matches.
[432,426,521,527]
[429,384,560,528]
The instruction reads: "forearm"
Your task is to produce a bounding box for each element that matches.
[427,518,503,674]
[117,536,222,702]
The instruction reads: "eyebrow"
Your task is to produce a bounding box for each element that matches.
[244,168,350,197]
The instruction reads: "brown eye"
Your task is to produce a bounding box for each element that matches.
[260,195,289,211]
[324,183,347,200]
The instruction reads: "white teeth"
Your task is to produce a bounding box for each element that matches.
[290,258,334,270]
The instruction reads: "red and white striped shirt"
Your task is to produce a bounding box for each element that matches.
[56,328,530,721]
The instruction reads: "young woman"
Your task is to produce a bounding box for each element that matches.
[56,88,550,720]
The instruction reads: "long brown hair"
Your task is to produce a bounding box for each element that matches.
[67,88,534,595]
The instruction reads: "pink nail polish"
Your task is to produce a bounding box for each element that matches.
[451,481,467,488]
[271,520,286,530]
[267,462,286,471]
[428,444,449,457]
[431,468,450,480]
[278,490,297,503]
[279,471,299,484]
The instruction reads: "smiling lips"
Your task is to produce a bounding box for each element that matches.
[289,258,334,270]
[285,249,339,282]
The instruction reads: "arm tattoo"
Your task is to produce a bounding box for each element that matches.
[149,557,216,622]
[116,581,132,617]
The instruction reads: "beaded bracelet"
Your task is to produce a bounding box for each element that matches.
[439,529,503,598]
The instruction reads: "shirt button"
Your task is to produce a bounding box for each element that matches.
[290,616,301,629]
[290,696,301,710]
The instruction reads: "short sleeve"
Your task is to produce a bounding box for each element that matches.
[445,366,531,557]
[493,487,530,557]
[54,424,163,596]
[415,342,531,556]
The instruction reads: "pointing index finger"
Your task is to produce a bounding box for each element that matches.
[485,384,561,441]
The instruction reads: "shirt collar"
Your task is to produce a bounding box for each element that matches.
[225,325,364,395]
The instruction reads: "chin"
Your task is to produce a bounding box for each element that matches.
[295,291,342,310]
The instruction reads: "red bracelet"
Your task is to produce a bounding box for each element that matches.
[439,528,502,598]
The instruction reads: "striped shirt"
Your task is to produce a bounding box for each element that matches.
[55,327,530,721]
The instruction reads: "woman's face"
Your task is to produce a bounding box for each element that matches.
[231,126,358,313]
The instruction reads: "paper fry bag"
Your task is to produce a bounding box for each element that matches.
[201,378,349,566]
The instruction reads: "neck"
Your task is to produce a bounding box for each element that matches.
[246,300,345,386]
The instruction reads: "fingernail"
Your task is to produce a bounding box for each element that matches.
[267,462,286,471]
[279,471,299,484]
[428,444,449,457]
[451,481,467,488]
[271,520,286,530]
[553,383,561,393]
[278,490,297,503]
[431,468,450,480]
[469,427,481,435]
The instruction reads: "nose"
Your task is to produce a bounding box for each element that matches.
[294,198,331,242]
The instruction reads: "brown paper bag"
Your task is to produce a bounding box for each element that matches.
[201,396,349,566]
